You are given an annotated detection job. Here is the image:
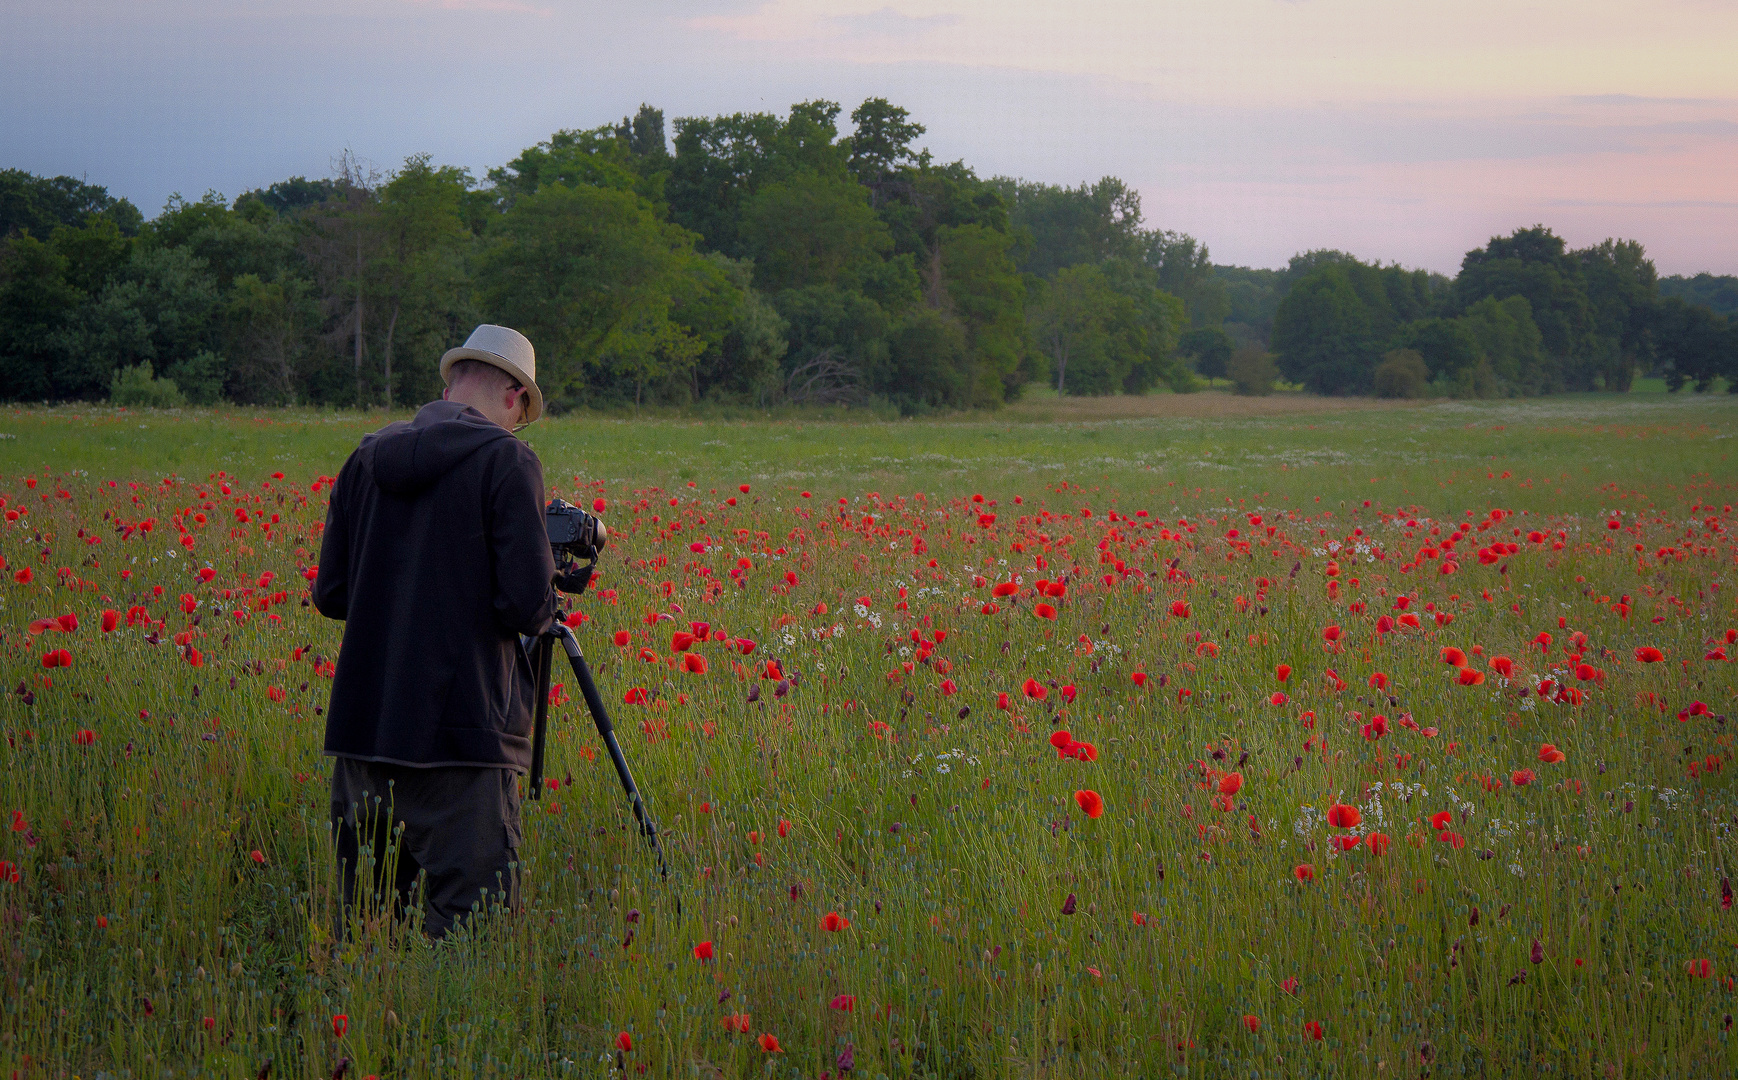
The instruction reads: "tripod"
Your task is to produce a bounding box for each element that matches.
[525,617,670,881]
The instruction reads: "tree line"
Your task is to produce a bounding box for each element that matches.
[2,98,1734,411]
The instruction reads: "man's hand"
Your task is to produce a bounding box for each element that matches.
[554,559,594,595]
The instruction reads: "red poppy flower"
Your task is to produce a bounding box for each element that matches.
[1634,647,1665,663]
[1322,625,1342,643]
[820,911,850,932]
[681,653,709,674]
[1491,655,1514,678]
[1275,664,1291,682]
[1058,684,1077,703]
[1375,615,1394,634]
[56,612,78,633]
[1440,647,1467,668]
[1438,831,1466,849]
[940,678,958,696]
[980,602,1001,615]
[101,609,118,632]
[1574,663,1598,681]
[1033,602,1058,620]
[1130,671,1149,687]
[762,660,783,680]
[1511,768,1536,786]
[1456,669,1485,686]
[1366,832,1391,855]
[1326,803,1361,828]
[1294,864,1316,882]
[623,687,648,705]
[757,1033,782,1053]
[1398,613,1421,629]
[996,692,1011,711]
[1303,1020,1324,1041]
[1218,772,1243,797]
[693,940,714,960]
[991,581,1019,598]
[1132,912,1148,926]
[734,638,757,655]
[1269,691,1289,706]
[1281,977,1299,995]
[251,849,266,864]
[1688,958,1713,978]
[1050,730,1073,751]
[1330,835,1361,852]
[1430,811,1453,831]
[332,1014,347,1038]
[1538,743,1565,764]
[13,568,32,583]
[777,818,791,838]
[615,1032,633,1052]
[1170,600,1190,618]
[1022,678,1048,700]
[1074,789,1104,819]
[1242,1014,1260,1033]
[830,994,856,1011]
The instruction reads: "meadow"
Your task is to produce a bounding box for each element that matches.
[2,388,1736,1079]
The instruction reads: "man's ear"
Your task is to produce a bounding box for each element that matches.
[441,385,452,401]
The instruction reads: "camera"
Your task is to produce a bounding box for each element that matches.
[546,498,608,560]
[546,498,608,595]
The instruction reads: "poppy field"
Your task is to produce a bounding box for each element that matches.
[2,393,1737,1079]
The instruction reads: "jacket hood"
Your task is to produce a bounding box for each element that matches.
[362,400,514,495]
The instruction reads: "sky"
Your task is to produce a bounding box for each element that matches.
[5,0,1736,275]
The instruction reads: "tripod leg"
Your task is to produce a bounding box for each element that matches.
[527,634,554,800]
[552,624,670,879]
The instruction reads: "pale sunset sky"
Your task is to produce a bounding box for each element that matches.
[5,0,1734,274]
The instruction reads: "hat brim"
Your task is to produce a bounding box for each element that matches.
[440,347,543,426]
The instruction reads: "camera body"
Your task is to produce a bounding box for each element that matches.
[546,498,607,560]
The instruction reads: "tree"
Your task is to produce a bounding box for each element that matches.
[371,155,475,408]
[1143,231,1228,327]
[489,126,655,207]
[667,101,852,257]
[741,171,894,294]
[847,98,926,194]
[1177,327,1234,380]
[1456,226,1596,387]
[935,223,1028,403]
[226,273,317,404]
[1029,265,1107,395]
[0,234,80,399]
[1460,295,1548,394]
[1396,317,1481,382]
[302,155,385,405]
[1373,349,1430,398]
[1654,297,1733,393]
[474,182,728,410]
[995,176,1144,278]
[1271,264,1381,395]
[1,169,141,239]
[1575,238,1657,391]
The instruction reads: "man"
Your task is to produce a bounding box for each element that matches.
[314,324,557,938]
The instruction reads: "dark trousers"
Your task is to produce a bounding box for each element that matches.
[329,757,523,939]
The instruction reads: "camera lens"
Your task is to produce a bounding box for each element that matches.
[591,519,608,547]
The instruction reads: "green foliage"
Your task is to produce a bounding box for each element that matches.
[1397,316,1481,381]
[1460,295,1549,395]
[0,233,82,399]
[1372,348,1431,398]
[107,360,185,406]
[880,305,972,412]
[488,125,660,208]
[1654,297,1736,393]
[475,182,728,409]
[936,223,1028,403]
[1145,230,1229,327]
[1177,326,1234,379]
[1659,272,1738,317]
[1272,264,1381,395]
[0,167,142,238]
[1226,345,1279,395]
[845,97,926,187]
[995,175,1144,278]
[742,171,894,294]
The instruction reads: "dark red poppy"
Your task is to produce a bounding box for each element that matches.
[1275,664,1291,682]
[1022,678,1047,700]
[1294,864,1315,882]
[1440,647,1467,667]
[1326,803,1361,828]
[1634,647,1665,663]
[1457,669,1485,686]
[991,581,1019,598]
[820,911,850,932]
[1170,600,1190,618]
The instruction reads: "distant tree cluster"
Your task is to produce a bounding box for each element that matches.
[0,100,1205,413]
[3,105,1734,410]
[1264,230,1738,397]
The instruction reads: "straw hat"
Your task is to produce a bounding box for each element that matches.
[439,324,543,425]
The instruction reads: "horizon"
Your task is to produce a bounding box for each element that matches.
[5,0,1736,277]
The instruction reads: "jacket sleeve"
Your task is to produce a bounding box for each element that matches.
[312,457,354,620]
[489,445,558,637]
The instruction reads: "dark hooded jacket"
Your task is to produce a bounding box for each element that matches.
[314,400,556,771]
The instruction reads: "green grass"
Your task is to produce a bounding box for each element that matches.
[1,391,1736,1078]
